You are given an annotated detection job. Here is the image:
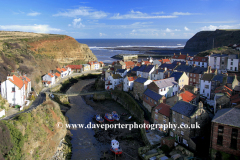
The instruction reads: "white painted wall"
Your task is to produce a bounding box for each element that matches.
[123,77,135,92]
[227,59,239,71]
[200,80,211,99]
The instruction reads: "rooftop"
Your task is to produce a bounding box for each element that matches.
[171,100,198,117]
[112,74,123,79]
[189,67,207,74]
[154,103,171,117]
[143,89,163,101]
[212,75,225,83]
[228,54,238,59]
[134,77,148,84]
[174,65,192,73]
[179,91,197,102]
[170,72,184,82]
[153,77,178,88]
[227,76,234,84]
[131,66,140,71]
[143,65,154,73]
[212,108,240,128]
[116,69,127,73]
[8,75,24,89]
[210,54,228,57]
[172,54,187,60]
[138,65,147,72]
[201,74,214,81]
[192,56,208,62]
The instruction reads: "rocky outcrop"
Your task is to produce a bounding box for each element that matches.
[184,29,240,51]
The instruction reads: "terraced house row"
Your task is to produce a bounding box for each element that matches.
[103,52,240,159]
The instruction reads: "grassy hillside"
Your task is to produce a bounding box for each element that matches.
[196,46,240,57]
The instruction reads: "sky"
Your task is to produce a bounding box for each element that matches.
[0,0,239,39]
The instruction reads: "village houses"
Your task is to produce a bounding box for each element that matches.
[123,76,137,92]
[105,74,123,90]
[133,77,152,100]
[170,72,189,89]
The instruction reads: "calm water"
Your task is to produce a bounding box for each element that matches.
[76,39,188,63]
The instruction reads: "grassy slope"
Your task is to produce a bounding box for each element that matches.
[196,46,240,57]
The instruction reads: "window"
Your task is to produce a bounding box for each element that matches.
[150,99,152,102]
[205,85,209,89]
[207,93,209,97]
[181,131,184,135]
[190,74,192,77]
[173,111,175,115]
[183,139,188,146]
[173,118,176,122]
[230,67,233,70]
[231,62,233,65]
[163,115,166,119]
[199,74,201,78]
[154,101,157,105]
[193,79,195,82]
[182,79,184,82]
[12,87,15,92]
[194,74,196,77]
[155,109,158,113]
[217,125,224,145]
[230,128,238,149]
[190,78,192,82]
[202,62,204,65]
[146,97,148,100]
[182,115,184,119]
[203,89,205,93]
[163,119,166,124]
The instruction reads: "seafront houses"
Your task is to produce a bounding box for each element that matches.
[123,76,137,92]
[143,88,166,113]
[147,77,179,98]
[227,54,239,72]
[188,56,208,68]
[152,103,171,133]
[133,77,152,100]
[208,53,228,73]
[170,101,210,150]
[115,69,127,78]
[200,73,215,99]
[42,73,55,86]
[88,61,99,70]
[209,108,240,159]
[151,69,165,80]
[66,65,82,73]
[171,53,187,63]
[232,74,240,94]
[105,74,123,90]
[188,67,207,90]
[170,72,189,89]
[136,65,147,77]
[142,65,155,79]
[82,64,90,71]
[1,75,31,107]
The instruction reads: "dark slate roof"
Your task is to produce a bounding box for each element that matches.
[143,89,162,101]
[210,54,228,57]
[134,77,148,84]
[212,108,240,128]
[170,72,184,82]
[138,65,147,72]
[152,69,164,74]
[201,74,214,81]
[143,65,154,73]
[171,101,198,117]
[174,65,193,72]
[116,69,126,73]
[189,67,207,74]
[227,76,234,83]
[212,75,224,83]
[159,63,177,69]
[228,54,238,59]
[132,66,140,71]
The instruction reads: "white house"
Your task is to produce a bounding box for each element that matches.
[200,74,215,99]
[189,56,208,68]
[137,65,147,77]
[21,75,31,97]
[42,73,55,86]
[57,68,68,78]
[115,69,128,78]
[227,54,239,72]
[1,75,27,107]
[105,74,123,90]
[208,54,228,73]
[123,76,137,92]
[142,65,155,79]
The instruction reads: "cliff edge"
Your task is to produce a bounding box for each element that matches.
[184,29,240,51]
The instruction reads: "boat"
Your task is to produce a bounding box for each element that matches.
[112,111,120,121]
[104,113,114,122]
[95,114,104,123]
[110,139,122,155]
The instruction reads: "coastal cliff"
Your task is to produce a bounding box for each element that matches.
[0,31,97,92]
[184,29,240,51]
[0,100,70,160]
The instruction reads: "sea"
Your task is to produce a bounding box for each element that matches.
[76,39,189,63]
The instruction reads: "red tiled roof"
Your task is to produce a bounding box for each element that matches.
[172,54,187,60]
[88,61,99,65]
[99,61,104,64]
[8,75,24,89]
[127,76,137,81]
[47,81,51,84]
[179,91,197,102]
[215,85,232,97]
[136,63,141,66]
[48,73,54,78]
[124,61,135,67]
[61,68,67,72]
[192,56,207,62]
[57,68,62,73]
[231,94,240,104]
[66,65,82,69]
[154,103,171,117]
[159,59,171,64]
[23,75,31,82]
[55,72,61,77]
[143,61,151,65]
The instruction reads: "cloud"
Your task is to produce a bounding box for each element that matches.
[110,10,177,19]
[53,7,108,19]
[191,21,237,23]
[27,11,41,16]
[172,12,200,16]
[184,26,189,31]
[165,28,181,32]
[0,24,63,33]
[71,18,85,28]
[152,11,164,14]
[200,24,240,31]
[99,33,106,36]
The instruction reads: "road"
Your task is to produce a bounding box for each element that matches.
[0,70,102,120]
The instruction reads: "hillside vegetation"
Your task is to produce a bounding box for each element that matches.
[0,31,97,92]
[196,46,240,57]
[0,100,70,160]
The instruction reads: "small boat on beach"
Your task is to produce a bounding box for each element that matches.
[112,111,120,121]
[110,139,122,155]
[104,113,114,122]
[95,114,104,123]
